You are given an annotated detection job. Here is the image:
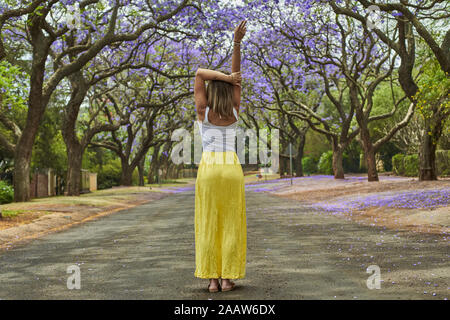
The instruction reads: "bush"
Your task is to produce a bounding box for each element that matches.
[392,153,405,175]
[317,151,334,175]
[302,157,318,175]
[392,153,419,177]
[96,159,122,190]
[132,168,140,185]
[393,151,448,177]
[0,180,14,204]
[404,154,419,177]
[436,150,450,176]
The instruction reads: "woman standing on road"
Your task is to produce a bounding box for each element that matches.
[194,20,247,293]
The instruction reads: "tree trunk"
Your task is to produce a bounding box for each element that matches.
[148,157,160,184]
[121,170,133,186]
[279,155,287,177]
[13,26,49,202]
[13,87,44,202]
[13,146,33,202]
[359,131,379,181]
[147,145,160,184]
[358,124,379,182]
[120,162,134,186]
[279,141,290,176]
[66,142,83,196]
[365,148,379,182]
[332,146,345,179]
[419,126,438,180]
[295,137,305,177]
[147,166,156,184]
[137,156,145,186]
[62,71,89,196]
[120,154,136,186]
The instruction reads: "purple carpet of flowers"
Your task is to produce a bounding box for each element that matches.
[168,176,449,215]
[244,174,405,193]
[311,188,450,215]
[243,175,449,216]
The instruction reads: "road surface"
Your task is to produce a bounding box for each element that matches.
[0,188,447,299]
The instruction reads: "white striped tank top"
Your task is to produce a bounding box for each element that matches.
[197,106,239,152]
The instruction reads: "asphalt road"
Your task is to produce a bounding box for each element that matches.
[0,189,448,299]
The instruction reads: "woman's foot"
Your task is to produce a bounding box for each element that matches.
[208,279,220,292]
[221,279,235,291]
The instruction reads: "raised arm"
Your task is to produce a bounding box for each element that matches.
[232,20,247,112]
[194,68,241,121]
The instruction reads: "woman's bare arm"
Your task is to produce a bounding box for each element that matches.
[194,68,241,121]
[231,20,247,112]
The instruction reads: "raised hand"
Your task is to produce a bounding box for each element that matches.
[229,71,242,87]
[234,20,247,43]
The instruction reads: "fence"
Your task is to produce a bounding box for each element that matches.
[30,168,58,198]
[30,168,97,198]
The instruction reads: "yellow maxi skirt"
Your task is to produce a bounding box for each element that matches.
[194,151,247,279]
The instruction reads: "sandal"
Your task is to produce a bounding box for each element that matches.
[208,280,221,293]
[221,280,235,292]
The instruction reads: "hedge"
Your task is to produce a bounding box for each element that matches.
[96,159,122,190]
[436,150,450,176]
[392,153,419,177]
[302,156,318,174]
[392,153,405,175]
[403,154,419,177]
[0,180,14,204]
[393,151,449,177]
[317,151,334,175]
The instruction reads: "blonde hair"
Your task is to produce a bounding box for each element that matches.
[206,74,234,119]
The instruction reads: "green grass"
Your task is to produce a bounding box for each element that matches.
[0,209,52,218]
[0,186,160,211]
[145,178,193,188]
[0,209,23,218]
[83,187,154,197]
